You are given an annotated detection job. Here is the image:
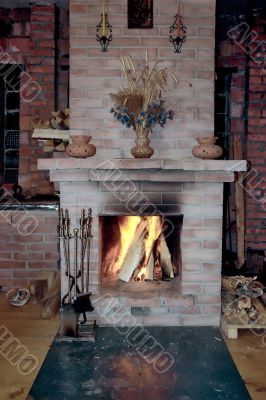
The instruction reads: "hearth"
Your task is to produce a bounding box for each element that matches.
[100,215,183,284]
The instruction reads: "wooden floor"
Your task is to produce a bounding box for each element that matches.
[224,330,266,400]
[0,293,59,400]
[0,294,265,400]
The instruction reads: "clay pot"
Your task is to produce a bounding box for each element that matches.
[192,136,223,159]
[66,135,96,158]
[131,127,154,159]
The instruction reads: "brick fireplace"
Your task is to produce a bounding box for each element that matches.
[38,158,246,326]
[37,0,247,326]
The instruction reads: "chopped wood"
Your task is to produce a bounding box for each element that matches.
[43,145,54,153]
[64,108,70,116]
[52,110,63,118]
[32,117,51,129]
[41,293,61,319]
[29,279,48,302]
[32,128,69,140]
[159,234,174,279]
[32,108,70,134]
[221,275,256,293]
[118,219,147,282]
[40,272,61,319]
[145,252,154,280]
[55,142,66,152]
[237,296,251,310]
[50,118,66,130]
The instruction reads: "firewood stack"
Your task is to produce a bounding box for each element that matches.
[32,108,70,153]
[50,109,70,130]
[222,275,266,325]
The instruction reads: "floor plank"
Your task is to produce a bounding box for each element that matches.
[0,294,59,400]
[223,329,266,400]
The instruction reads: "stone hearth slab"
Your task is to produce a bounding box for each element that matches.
[29,327,251,400]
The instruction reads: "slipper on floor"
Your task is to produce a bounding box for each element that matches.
[6,288,31,307]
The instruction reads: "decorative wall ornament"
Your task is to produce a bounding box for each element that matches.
[169,2,187,54]
[96,2,112,52]
[128,0,153,29]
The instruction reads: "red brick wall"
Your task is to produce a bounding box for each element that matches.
[22,5,56,197]
[246,17,266,252]
[57,8,70,111]
[0,5,69,198]
[69,0,216,159]
[0,208,59,289]
[217,16,266,255]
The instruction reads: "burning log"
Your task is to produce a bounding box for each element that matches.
[145,252,155,281]
[118,219,148,282]
[118,216,174,282]
[159,235,174,279]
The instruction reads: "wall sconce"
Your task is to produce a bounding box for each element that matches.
[169,3,186,54]
[96,2,112,52]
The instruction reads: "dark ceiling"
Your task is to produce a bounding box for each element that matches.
[217,0,265,18]
[0,0,68,8]
[216,0,265,41]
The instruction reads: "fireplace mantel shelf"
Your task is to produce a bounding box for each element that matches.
[38,158,246,172]
[38,158,246,183]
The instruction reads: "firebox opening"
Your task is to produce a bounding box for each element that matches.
[100,215,183,284]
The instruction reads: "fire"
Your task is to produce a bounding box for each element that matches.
[135,216,162,281]
[116,216,162,281]
[113,216,141,274]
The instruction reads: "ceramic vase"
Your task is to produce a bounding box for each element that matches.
[66,135,96,158]
[192,136,223,159]
[131,126,154,159]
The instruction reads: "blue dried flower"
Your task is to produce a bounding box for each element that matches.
[136,119,142,125]
[140,111,145,117]
[123,107,128,113]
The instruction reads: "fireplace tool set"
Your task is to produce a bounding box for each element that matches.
[59,208,95,338]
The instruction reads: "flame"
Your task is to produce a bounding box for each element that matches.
[135,216,162,281]
[114,216,163,281]
[113,216,141,274]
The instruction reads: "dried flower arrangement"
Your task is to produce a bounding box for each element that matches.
[110,52,177,132]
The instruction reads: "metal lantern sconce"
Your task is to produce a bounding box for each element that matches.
[169,2,187,54]
[96,2,112,52]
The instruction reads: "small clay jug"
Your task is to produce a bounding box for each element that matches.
[192,136,223,159]
[66,135,96,158]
